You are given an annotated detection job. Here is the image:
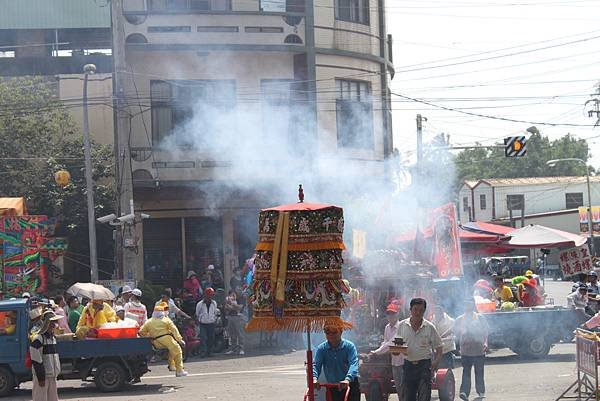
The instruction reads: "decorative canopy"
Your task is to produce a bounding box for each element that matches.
[246,201,351,332]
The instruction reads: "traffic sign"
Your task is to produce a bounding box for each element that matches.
[504,136,527,157]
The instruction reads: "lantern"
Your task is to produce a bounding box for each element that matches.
[54,170,71,187]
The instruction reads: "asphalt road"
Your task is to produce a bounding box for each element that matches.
[8,279,581,401]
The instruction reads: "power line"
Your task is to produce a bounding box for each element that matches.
[392,91,598,127]
[395,34,600,74]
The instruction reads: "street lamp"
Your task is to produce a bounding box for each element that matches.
[546,158,595,256]
[83,63,98,282]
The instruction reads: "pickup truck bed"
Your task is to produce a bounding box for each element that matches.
[482,306,587,358]
[57,337,153,359]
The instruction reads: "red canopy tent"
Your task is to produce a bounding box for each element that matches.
[395,221,513,244]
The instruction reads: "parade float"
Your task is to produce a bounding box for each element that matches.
[0,197,67,296]
[246,187,351,401]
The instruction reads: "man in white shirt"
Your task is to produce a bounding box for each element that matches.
[432,304,456,369]
[370,303,404,401]
[397,298,443,401]
[196,287,218,357]
[567,284,590,310]
[455,298,488,401]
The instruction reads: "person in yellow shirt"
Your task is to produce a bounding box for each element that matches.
[492,276,514,303]
[139,303,188,377]
[75,299,117,338]
[0,312,17,336]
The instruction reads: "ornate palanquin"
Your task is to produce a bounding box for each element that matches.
[246,201,352,332]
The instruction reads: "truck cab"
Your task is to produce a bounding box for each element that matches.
[0,298,28,395]
[0,298,154,397]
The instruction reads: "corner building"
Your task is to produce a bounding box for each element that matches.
[114,0,395,289]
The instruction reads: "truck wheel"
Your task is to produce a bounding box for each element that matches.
[0,367,15,397]
[367,382,383,401]
[520,336,551,359]
[94,361,126,392]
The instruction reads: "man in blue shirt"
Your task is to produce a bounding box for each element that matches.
[312,323,360,401]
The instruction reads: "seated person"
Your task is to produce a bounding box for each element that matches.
[493,277,514,303]
[0,312,17,335]
[115,306,126,321]
[567,284,589,309]
[75,299,117,338]
[521,279,543,307]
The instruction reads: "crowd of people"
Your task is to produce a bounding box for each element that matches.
[315,296,489,401]
[474,269,545,309]
[8,263,251,401]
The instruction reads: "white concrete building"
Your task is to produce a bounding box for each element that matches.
[458,177,600,232]
[112,0,395,288]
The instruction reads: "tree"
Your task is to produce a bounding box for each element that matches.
[0,77,116,282]
[455,129,592,185]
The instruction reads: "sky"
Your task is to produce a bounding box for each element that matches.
[387,0,600,169]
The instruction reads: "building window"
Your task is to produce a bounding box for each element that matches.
[463,197,469,212]
[262,80,302,154]
[507,194,525,211]
[480,194,487,210]
[151,80,236,146]
[148,0,231,11]
[335,79,373,149]
[566,192,584,209]
[335,0,369,24]
[143,218,183,290]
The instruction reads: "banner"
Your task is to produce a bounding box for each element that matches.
[559,245,593,278]
[578,206,600,235]
[430,203,463,279]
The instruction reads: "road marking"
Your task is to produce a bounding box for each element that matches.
[143,366,304,380]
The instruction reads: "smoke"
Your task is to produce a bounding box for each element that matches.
[150,64,459,317]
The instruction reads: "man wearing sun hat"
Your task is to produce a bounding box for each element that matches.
[312,322,360,401]
[116,285,133,306]
[75,299,117,339]
[30,310,62,401]
[370,303,404,401]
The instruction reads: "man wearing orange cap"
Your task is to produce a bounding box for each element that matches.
[313,323,360,401]
[196,287,218,357]
[370,303,404,401]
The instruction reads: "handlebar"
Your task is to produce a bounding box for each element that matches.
[303,383,350,401]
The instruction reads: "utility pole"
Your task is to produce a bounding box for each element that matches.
[83,63,99,282]
[416,114,426,177]
[586,84,600,126]
[111,0,137,280]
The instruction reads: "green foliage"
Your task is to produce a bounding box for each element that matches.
[455,129,592,184]
[0,77,116,279]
